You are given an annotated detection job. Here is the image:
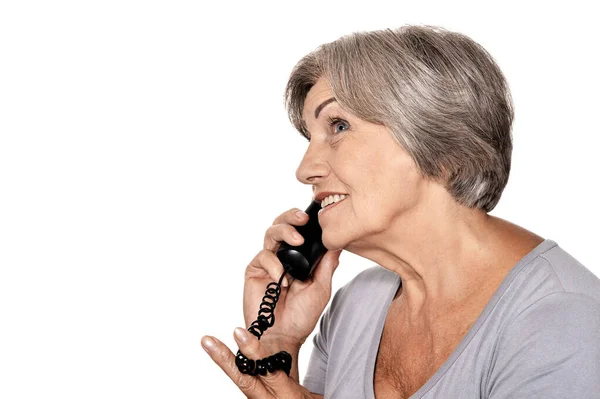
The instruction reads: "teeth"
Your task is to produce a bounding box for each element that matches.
[321,194,347,208]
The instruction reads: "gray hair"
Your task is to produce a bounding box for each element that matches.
[284,25,514,213]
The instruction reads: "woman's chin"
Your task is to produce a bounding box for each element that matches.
[321,234,347,252]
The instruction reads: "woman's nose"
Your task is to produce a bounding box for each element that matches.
[295,145,330,185]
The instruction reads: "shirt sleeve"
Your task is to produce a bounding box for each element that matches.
[488,291,600,398]
[301,310,329,395]
[302,281,352,395]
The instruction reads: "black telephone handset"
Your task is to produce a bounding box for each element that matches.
[235,200,328,377]
[276,200,327,281]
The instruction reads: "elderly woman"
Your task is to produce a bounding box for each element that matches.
[201,25,600,398]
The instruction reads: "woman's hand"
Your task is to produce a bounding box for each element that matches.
[243,207,341,348]
[201,207,341,396]
[200,328,316,398]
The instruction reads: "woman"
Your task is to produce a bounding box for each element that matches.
[201,25,600,398]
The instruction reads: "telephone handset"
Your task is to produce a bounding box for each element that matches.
[276,200,327,281]
[235,200,328,377]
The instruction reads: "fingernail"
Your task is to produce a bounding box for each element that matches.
[234,328,248,343]
[282,277,289,287]
[201,336,215,352]
[292,232,303,241]
[295,211,306,219]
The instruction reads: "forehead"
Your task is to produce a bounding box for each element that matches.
[302,78,335,122]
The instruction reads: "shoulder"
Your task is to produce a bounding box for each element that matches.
[502,240,600,318]
[322,265,399,330]
[500,291,600,340]
[337,265,398,293]
[330,265,399,308]
[496,240,600,345]
[537,242,600,301]
[494,290,600,374]
[489,291,600,397]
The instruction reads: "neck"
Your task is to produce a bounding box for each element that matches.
[345,185,539,320]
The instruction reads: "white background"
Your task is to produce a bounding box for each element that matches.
[1,1,598,398]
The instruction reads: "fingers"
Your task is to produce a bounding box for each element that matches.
[247,250,290,286]
[201,335,270,399]
[232,328,295,393]
[233,327,270,360]
[253,208,309,283]
[263,222,305,252]
[264,208,308,251]
[272,208,308,227]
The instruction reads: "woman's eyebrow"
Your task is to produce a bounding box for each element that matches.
[314,98,337,119]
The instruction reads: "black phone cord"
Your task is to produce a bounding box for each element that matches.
[235,270,292,377]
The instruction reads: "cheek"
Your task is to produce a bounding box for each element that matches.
[370,156,422,214]
[338,148,382,184]
[336,143,421,219]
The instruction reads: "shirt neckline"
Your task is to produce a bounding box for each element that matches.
[364,238,558,399]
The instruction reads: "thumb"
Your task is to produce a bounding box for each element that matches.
[312,249,342,288]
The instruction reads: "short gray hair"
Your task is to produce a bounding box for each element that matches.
[284,25,514,213]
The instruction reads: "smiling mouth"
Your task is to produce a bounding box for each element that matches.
[318,196,347,215]
[319,194,348,209]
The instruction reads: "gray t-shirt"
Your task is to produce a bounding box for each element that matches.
[303,239,600,398]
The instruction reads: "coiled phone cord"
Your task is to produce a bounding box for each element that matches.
[235,269,292,377]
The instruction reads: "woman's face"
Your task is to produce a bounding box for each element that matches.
[296,78,429,252]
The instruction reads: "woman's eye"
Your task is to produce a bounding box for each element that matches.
[327,117,350,134]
